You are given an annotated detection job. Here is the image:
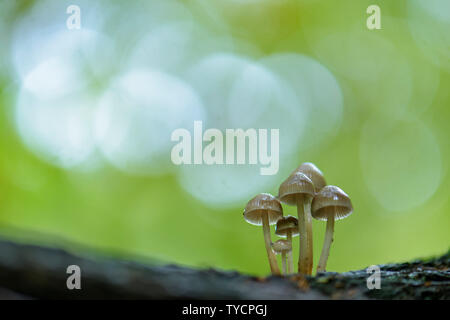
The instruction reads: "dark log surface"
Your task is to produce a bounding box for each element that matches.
[0,237,448,300]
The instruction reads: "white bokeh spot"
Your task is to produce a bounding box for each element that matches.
[95,70,205,175]
[360,117,442,213]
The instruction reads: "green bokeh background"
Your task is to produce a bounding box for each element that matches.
[0,0,449,275]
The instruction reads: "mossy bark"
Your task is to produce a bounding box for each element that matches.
[0,238,448,299]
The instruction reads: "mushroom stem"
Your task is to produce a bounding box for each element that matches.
[296,195,308,274]
[304,200,314,275]
[287,232,293,274]
[262,213,280,275]
[281,252,287,275]
[317,212,335,273]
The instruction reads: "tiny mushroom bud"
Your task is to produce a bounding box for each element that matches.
[272,240,292,275]
[312,185,353,273]
[244,193,283,275]
[275,216,299,274]
[278,172,315,275]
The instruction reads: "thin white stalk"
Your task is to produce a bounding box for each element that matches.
[317,213,335,273]
[262,213,280,275]
[303,200,313,275]
[296,196,308,274]
[287,232,293,274]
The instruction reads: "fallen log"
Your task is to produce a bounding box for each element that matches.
[0,237,448,299]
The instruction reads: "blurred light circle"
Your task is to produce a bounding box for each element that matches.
[127,21,196,74]
[23,57,85,100]
[14,54,98,169]
[308,31,413,117]
[178,154,298,209]
[226,61,306,157]
[95,70,205,175]
[12,24,115,82]
[179,53,306,208]
[179,165,275,208]
[15,88,97,168]
[127,21,234,75]
[184,53,252,128]
[407,0,450,72]
[359,117,442,213]
[260,53,343,149]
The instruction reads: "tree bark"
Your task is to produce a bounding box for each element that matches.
[0,238,448,299]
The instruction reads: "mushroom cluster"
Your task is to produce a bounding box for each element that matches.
[243,162,353,276]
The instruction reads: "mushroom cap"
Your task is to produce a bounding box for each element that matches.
[278,172,315,205]
[294,162,327,193]
[243,193,283,226]
[311,185,353,221]
[272,239,292,253]
[275,215,299,237]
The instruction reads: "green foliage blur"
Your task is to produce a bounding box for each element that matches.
[0,0,449,276]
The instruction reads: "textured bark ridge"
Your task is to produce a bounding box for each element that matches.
[0,238,448,299]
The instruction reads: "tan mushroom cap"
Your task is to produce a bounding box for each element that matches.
[311,185,353,221]
[243,193,283,226]
[275,215,299,237]
[294,162,327,193]
[278,172,315,205]
[272,240,292,253]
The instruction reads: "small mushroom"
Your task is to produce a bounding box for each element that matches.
[272,240,292,275]
[275,216,299,274]
[244,193,283,275]
[312,185,353,273]
[287,162,326,274]
[278,172,315,275]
